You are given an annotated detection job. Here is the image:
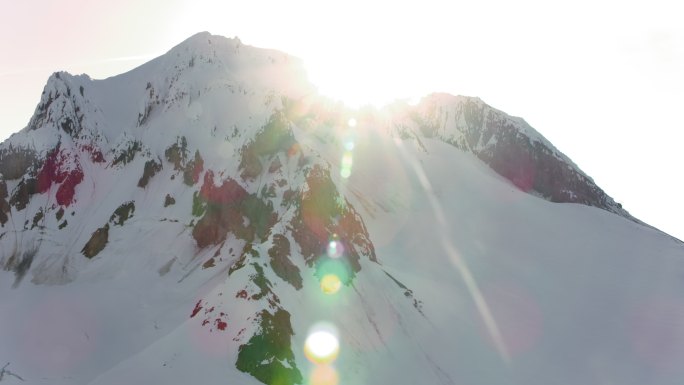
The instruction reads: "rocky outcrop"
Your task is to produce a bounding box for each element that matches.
[110,201,135,226]
[138,159,162,188]
[163,194,175,207]
[81,224,109,259]
[0,180,9,225]
[192,170,276,247]
[400,94,631,219]
[236,308,302,385]
[0,147,37,180]
[268,234,302,290]
[239,112,296,181]
[291,165,376,284]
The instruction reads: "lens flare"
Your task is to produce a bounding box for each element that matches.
[316,258,350,286]
[340,152,353,178]
[344,140,355,151]
[340,128,356,179]
[304,324,340,364]
[342,153,353,167]
[326,240,344,259]
[347,118,357,127]
[310,365,339,385]
[321,274,342,295]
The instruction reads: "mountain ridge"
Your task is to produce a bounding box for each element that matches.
[0,32,637,225]
[1,32,683,385]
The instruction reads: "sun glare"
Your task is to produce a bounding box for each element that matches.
[304,324,340,364]
[303,57,426,109]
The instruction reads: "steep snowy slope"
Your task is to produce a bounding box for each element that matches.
[1,32,683,385]
[385,94,633,219]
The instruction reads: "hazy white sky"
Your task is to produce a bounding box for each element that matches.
[1,0,683,239]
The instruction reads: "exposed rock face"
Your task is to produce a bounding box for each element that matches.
[28,71,88,136]
[0,179,10,225]
[0,147,37,180]
[35,145,84,207]
[165,136,189,170]
[236,308,302,385]
[183,150,204,186]
[9,177,38,211]
[110,202,135,226]
[291,165,375,284]
[396,94,631,218]
[138,159,162,188]
[268,234,302,290]
[82,224,109,259]
[239,112,296,181]
[191,170,274,247]
[164,137,204,186]
[111,139,141,166]
[163,193,175,207]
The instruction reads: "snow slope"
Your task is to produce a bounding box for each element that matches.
[1,32,683,385]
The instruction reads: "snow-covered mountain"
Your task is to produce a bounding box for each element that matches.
[1,32,683,385]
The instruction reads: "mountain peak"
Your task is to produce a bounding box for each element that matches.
[177,31,242,47]
[169,31,240,57]
[2,33,680,385]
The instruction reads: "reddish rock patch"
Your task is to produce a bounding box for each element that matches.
[36,148,62,193]
[36,146,84,206]
[193,170,276,247]
[200,170,248,205]
[80,144,105,163]
[216,319,227,330]
[56,168,84,206]
[190,300,203,318]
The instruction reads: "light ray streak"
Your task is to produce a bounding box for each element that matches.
[394,139,511,364]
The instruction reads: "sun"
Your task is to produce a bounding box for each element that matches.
[304,324,340,364]
[303,54,425,109]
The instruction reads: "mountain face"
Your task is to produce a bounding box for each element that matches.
[1,32,683,385]
[389,94,631,217]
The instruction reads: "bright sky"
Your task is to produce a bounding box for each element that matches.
[1,0,683,240]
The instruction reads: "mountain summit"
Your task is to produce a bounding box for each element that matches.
[1,33,683,385]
